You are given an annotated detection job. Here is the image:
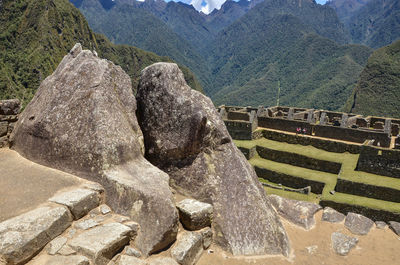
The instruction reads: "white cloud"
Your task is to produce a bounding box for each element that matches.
[190,0,226,14]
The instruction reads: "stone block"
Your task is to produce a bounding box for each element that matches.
[199,227,212,249]
[375,221,387,229]
[47,236,67,255]
[148,257,179,265]
[176,199,213,231]
[322,207,345,223]
[389,221,400,236]
[344,212,374,235]
[74,219,99,230]
[331,232,358,256]
[0,205,72,264]
[124,246,142,257]
[171,231,203,265]
[268,195,322,230]
[29,254,89,265]
[118,255,147,265]
[49,188,101,219]
[68,223,132,265]
[0,99,20,115]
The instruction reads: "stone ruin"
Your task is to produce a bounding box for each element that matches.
[219,105,400,149]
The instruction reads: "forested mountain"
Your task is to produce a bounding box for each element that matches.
[0,0,202,107]
[207,0,371,110]
[349,40,400,118]
[327,0,400,49]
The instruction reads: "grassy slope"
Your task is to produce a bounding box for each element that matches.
[235,137,400,213]
[349,40,400,118]
[0,0,203,107]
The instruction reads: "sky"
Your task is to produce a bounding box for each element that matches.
[167,0,329,14]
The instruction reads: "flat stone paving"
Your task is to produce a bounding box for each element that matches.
[0,148,82,222]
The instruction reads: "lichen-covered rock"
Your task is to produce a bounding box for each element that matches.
[268,195,322,230]
[136,62,290,256]
[10,44,178,256]
[176,199,213,230]
[344,212,374,235]
[331,232,358,256]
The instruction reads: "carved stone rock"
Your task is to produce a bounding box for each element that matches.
[137,63,290,256]
[176,199,213,230]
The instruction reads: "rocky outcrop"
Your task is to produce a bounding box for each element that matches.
[136,62,290,256]
[10,44,178,256]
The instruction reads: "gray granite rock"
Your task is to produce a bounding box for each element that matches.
[11,44,179,257]
[137,62,290,256]
[0,205,72,264]
[322,207,345,223]
[74,219,99,230]
[344,212,374,235]
[118,255,147,265]
[171,231,203,265]
[125,246,142,258]
[49,188,101,220]
[389,221,400,236]
[100,204,112,215]
[47,236,68,255]
[68,223,132,265]
[176,199,213,230]
[331,232,358,256]
[199,227,212,249]
[268,195,322,230]
[375,221,387,229]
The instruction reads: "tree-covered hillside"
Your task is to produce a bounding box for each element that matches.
[349,40,400,118]
[208,0,372,110]
[0,0,202,107]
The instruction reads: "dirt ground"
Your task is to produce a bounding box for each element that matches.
[198,211,400,265]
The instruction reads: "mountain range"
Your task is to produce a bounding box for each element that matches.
[0,0,202,107]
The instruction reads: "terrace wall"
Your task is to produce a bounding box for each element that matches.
[356,145,400,178]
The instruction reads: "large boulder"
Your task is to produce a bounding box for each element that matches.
[136,63,290,256]
[10,44,178,256]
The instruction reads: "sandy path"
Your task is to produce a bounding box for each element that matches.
[198,211,400,265]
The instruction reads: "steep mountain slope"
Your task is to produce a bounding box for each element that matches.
[0,0,202,106]
[346,0,400,48]
[349,40,400,118]
[208,0,372,109]
[326,0,372,25]
[75,0,211,89]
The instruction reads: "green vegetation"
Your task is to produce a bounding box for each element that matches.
[206,0,372,110]
[0,0,203,107]
[234,136,400,215]
[349,40,400,118]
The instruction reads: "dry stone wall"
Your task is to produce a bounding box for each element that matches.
[0,99,20,148]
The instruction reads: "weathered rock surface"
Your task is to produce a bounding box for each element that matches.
[49,188,101,219]
[375,221,387,229]
[0,205,72,264]
[171,231,203,265]
[148,257,179,265]
[199,228,213,249]
[268,195,322,230]
[176,199,213,230]
[28,254,90,265]
[10,44,178,256]
[389,221,400,235]
[136,62,290,256]
[68,222,132,265]
[322,207,345,223]
[0,99,20,115]
[331,232,358,256]
[344,212,374,235]
[117,255,147,265]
